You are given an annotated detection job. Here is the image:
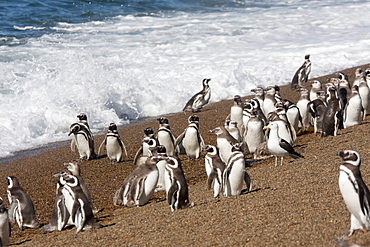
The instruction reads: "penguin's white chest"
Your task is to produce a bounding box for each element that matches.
[75,134,90,156]
[155,160,167,192]
[245,120,264,153]
[224,156,245,196]
[137,170,159,205]
[217,138,232,163]
[345,96,363,127]
[157,131,175,156]
[182,128,200,158]
[106,136,122,159]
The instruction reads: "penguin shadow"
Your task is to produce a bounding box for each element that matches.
[12,239,32,245]
[241,186,271,195]
[95,154,134,163]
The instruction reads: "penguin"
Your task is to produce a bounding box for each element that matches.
[183,78,211,112]
[309,80,322,101]
[242,101,253,132]
[321,85,341,137]
[209,126,239,164]
[249,98,268,126]
[250,87,264,109]
[98,123,128,164]
[0,197,10,246]
[282,99,302,135]
[77,113,92,133]
[56,172,102,233]
[6,176,39,230]
[175,115,204,160]
[291,54,311,89]
[156,117,176,157]
[227,120,241,142]
[267,112,294,145]
[307,98,327,134]
[344,85,363,128]
[154,145,168,192]
[164,156,192,211]
[69,122,96,161]
[133,127,158,165]
[223,143,252,197]
[204,145,226,198]
[263,86,278,117]
[355,71,370,118]
[296,87,311,131]
[113,156,159,207]
[336,150,370,239]
[366,68,370,88]
[263,122,303,166]
[227,95,244,135]
[244,110,265,154]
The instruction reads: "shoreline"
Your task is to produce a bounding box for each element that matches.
[2,62,370,246]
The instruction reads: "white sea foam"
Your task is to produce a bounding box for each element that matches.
[0,0,370,158]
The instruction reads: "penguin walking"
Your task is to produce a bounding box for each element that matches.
[98,123,128,164]
[263,122,303,166]
[6,176,39,230]
[164,156,192,211]
[223,143,252,197]
[344,85,363,128]
[204,145,226,198]
[291,54,311,89]
[183,78,211,112]
[175,115,204,160]
[209,126,239,164]
[113,156,159,207]
[55,172,102,233]
[321,85,341,137]
[296,87,311,131]
[69,122,96,161]
[0,198,10,246]
[336,150,370,239]
[156,117,176,157]
[244,111,265,154]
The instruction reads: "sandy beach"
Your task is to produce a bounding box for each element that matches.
[2,63,370,246]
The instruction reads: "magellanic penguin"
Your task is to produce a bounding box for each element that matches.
[282,99,302,135]
[175,115,204,160]
[227,95,244,136]
[354,70,370,119]
[209,125,239,164]
[250,87,265,111]
[344,85,363,128]
[223,143,252,197]
[296,87,311,132]
[0,197,10,246]
[55,172,102,233]
[263,86,278,117]
[336,150,370,239]
[154,145,168,192]
[244,110,265,154]
[113,156,159,207]
[291,54,311,89]
[164,156,192,211]
[183,78,211,112]
[157,117,176,157]
[321,85,341,137]
[69,122,96,161]
[133,127,158,165]
[204,145,226,198]
[267,112,294,146]
[263,122,303,166]
[309,80,322,101]
[6,176,39,230]
[227,120,241,142]
[98,123,128,164]
[307,98,327,134]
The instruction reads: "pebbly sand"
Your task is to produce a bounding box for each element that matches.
[2,63,370,246]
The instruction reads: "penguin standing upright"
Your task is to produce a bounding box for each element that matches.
[244,110,265,154]
[250,87,264,111]
[69,114,96,161]
[223,143,252,197]
[336,150,370,239]
[183,78,211,112]
[6,176,39,230]
[296,87,311,131]
[0,197,10,246]
[175,115,204,160]
[354,70,370,119]
[113,156,159,207]
[227,121,241,142]
[164,156,192,211]
[133,127,158,165]
[56,172,102,233]
[282,99,302,135]
[308,98,327,134]
[321,85,341,137]
[291,54,311,89]
[209,126,239,164]
[98,123,128,164]
[156,117,176,157]
[263,86,278,117]
[204,145,226,198]
[154,145,168,192]
[228,95,244,135]
[344,85,363,128]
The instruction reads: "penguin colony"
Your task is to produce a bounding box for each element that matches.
[2,61,370,244]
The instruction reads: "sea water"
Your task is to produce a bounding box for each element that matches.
[0,0,369,158]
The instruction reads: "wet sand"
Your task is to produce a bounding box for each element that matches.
[2,63,370,246]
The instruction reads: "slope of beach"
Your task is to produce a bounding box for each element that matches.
[2,63,370,246]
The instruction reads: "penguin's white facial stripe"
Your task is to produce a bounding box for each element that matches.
[7,177,13,189]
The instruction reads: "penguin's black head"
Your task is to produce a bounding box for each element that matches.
[335,150,360,166]
[189,115,199,123]
[108,123,117,131]
[156,145,167,154]
[77,113,87,121]
[203,145,214,153]
[68,123,81,136]
[157,117,169,125]
[305,54,310,59]
[144,127,154,136]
